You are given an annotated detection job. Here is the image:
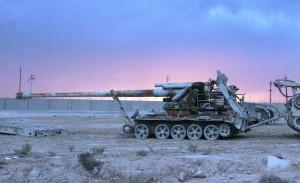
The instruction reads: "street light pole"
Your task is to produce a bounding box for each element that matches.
[284,76,288,103]
[166,75,170,83]
[18,66,22,93]
[28,74,36,93]
[268,81,272,103]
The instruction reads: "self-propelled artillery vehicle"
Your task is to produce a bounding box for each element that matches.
[16,71,280,140]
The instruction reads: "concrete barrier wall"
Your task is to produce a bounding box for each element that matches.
[0,98,163,112]
[0,98,285,114]
[5,98,26,110]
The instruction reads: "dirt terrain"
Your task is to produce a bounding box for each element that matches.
[0,111,300,183]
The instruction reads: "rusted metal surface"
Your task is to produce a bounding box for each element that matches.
[16,89,180,99]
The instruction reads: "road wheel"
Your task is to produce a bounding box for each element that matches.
[187,124,202,140]
[155,124,170,140]
[203,125,219,140]
[134,124,149,139]
[123,124,134,134]
[171,125,186,140]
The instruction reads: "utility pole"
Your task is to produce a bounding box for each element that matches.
[284,76,288,103]
[18,66,22,93]
[268,81,272,103]
[28,74,36,93]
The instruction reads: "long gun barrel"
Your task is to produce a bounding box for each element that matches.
[15,86,190,132]
[16,88,181,99]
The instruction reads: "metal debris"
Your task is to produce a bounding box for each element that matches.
[0,120,64,137]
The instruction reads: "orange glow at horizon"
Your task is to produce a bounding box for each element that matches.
[0,49,293,103]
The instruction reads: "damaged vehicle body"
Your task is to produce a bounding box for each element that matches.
[274,79,300,133]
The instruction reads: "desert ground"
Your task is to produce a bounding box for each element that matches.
[0,111,300,183]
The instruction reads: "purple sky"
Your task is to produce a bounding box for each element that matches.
[1,0,300,102]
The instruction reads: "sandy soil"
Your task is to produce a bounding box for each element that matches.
[0,111,300,183]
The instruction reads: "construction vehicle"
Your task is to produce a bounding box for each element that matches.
[16,71,280,140]
[274,79,300,133]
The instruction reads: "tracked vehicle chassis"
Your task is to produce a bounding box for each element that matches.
[133,116,238,140]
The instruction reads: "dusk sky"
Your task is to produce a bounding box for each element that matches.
[1,0,300,102]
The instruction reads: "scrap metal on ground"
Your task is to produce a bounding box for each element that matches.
[0,119,64,137]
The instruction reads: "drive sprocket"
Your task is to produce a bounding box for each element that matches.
[219,123,232,138]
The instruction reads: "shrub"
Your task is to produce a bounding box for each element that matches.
[136,150,147,157]
[188,144,198,153]
[78,152,103,174]
[100,165,125,183]
[15,143,32,157]
[259,174,289,183]
[129,173,155,183]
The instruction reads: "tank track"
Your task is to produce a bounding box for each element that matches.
[132,120,238,140]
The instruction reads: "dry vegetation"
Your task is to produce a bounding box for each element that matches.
[136,150,147,157]
[259,174,291,183]
[129,172,156,183]
[14,143,32,157]
[78,152,103,174]
[188,144,198,153]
